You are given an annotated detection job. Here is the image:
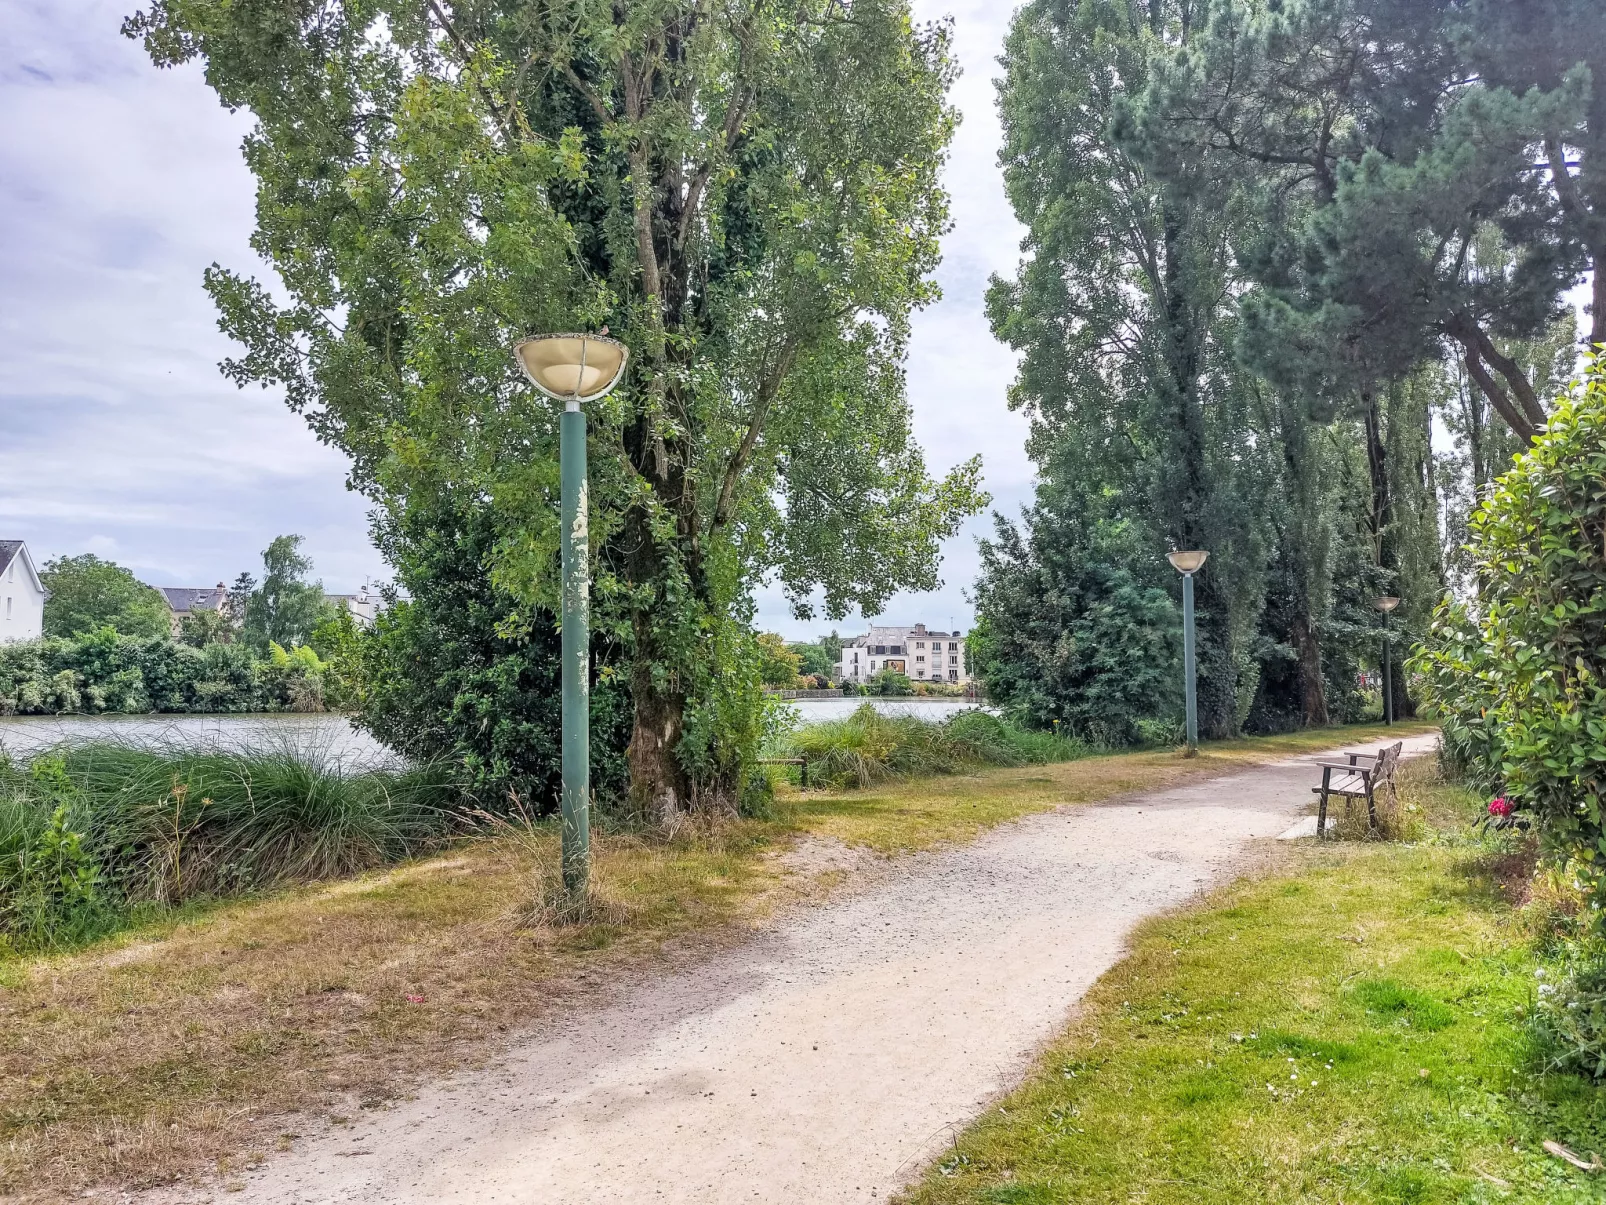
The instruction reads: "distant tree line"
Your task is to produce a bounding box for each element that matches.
[3,536,359,716]
[971,0,1599,744]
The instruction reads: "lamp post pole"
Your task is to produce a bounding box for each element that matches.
[560,398,590,897]
[513,334,629,905]
[1375,595,1401,728]
[1167,550,1209,756]
[1182,569,1198,753]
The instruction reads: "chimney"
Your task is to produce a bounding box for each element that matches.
[913,623,926,635]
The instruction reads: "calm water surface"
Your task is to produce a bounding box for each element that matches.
[0,713,394,762]
[0,698,992,761]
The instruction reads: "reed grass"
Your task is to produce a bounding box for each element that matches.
[0,738,467,952]
[778,704,1091,789]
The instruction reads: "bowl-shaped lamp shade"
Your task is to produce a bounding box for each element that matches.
[1167,550,1209,574]
[1374,595,1402,613]
[513,334,629,403]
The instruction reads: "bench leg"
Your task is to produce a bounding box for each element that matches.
[1365,779,1378,834]
[1318,766,1332,839]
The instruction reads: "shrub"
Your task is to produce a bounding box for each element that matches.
[780,703,1089,789]
[1410,359,1606,899]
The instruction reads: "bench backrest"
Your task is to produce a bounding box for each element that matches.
[1375,741,1403,782]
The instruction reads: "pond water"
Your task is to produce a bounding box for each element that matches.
[0,713,394,763]
[0,698,994,762]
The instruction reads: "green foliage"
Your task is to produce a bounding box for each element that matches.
[178,606,234,648]
[755,633,803,688]
[0,630,327,716]
[240,535,335,653]
[124,0,985,817]
[972,508,1180,746]
[308,606,366,712]
[0,740,466,952]
[779,704,1088,790]
[39,554,171,640]
[355,489,632,812]
[865,668,914,697]
[1412,360,1606,896]
[790,633,842,681]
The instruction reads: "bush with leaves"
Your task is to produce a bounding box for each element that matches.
[1411,359,1606,900]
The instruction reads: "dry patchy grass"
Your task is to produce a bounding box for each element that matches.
[0,721,1429,1201]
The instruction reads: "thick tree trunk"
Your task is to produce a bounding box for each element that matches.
[627,629,692,825]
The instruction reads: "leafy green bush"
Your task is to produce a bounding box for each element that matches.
[0,629,328,716]
[1410,359,1606,894]
[0,740,467,953]
[780,704,1089,789]
[970,511,1181,746]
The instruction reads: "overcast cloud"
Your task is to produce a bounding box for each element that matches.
[0,1,1030,636]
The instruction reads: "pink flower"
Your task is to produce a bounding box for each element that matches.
[405,994,425,1004]
[1488,797,1512,818]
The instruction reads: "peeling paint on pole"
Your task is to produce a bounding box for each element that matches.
[560,408,590,898]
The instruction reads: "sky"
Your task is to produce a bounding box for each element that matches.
[0,1,1030,635]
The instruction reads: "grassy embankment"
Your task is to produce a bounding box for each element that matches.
[1,719,1428,1198]
[896,759,1606,1205]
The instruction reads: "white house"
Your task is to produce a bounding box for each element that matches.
[0,541,47,643]
[324,585,380,627]
[836,623,969,685]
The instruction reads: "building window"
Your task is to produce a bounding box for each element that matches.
[915,641,925,649]
[875,645,886,654]
[916,655,925,663]
[949,669,958,681]
[4,597,10,619]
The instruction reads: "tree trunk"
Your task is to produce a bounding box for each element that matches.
[627,626,692,825]
[1290,610,1329,727]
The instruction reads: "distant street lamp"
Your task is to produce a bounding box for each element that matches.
[1374,595,1401,727]
[512,333,629,901]
[1167,550,1210,755]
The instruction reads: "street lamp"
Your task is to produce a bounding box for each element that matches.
[1167,550,1209,755]
[512,333,629,900]
[1374,595,1401,727]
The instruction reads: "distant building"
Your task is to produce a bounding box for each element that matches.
[324,585,379,628]
[0,541,47,643]
[836,623,969,685]
[156,583,230,638]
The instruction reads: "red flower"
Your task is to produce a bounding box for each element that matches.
[405,994,425,1004]
[1488,797,1512,818]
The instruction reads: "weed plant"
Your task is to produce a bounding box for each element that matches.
[778,704,1090,789]
[0,738,467,952]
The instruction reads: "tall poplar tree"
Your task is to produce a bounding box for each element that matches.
[988,0,1266,739]
[126,0,983,817]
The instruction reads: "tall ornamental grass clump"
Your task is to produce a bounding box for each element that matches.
[779,704,1089,789]
[0,739,467,952]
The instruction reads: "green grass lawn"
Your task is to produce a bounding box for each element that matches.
[897,766,1606,1205]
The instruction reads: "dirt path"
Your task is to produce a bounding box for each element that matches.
[144,734,1437,1205]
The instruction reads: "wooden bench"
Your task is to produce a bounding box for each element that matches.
[1312,741,1402,838]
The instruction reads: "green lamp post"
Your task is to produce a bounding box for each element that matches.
[512,333,629,900]
[1374,595,1401,726]
[1167,550,1210,755]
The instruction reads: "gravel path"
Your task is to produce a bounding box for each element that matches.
[152,734,1437,1205]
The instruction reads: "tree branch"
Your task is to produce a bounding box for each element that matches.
[1445,319,1535,443]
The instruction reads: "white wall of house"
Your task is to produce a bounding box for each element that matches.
[0,542,47,643]
[835,623,969,684]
